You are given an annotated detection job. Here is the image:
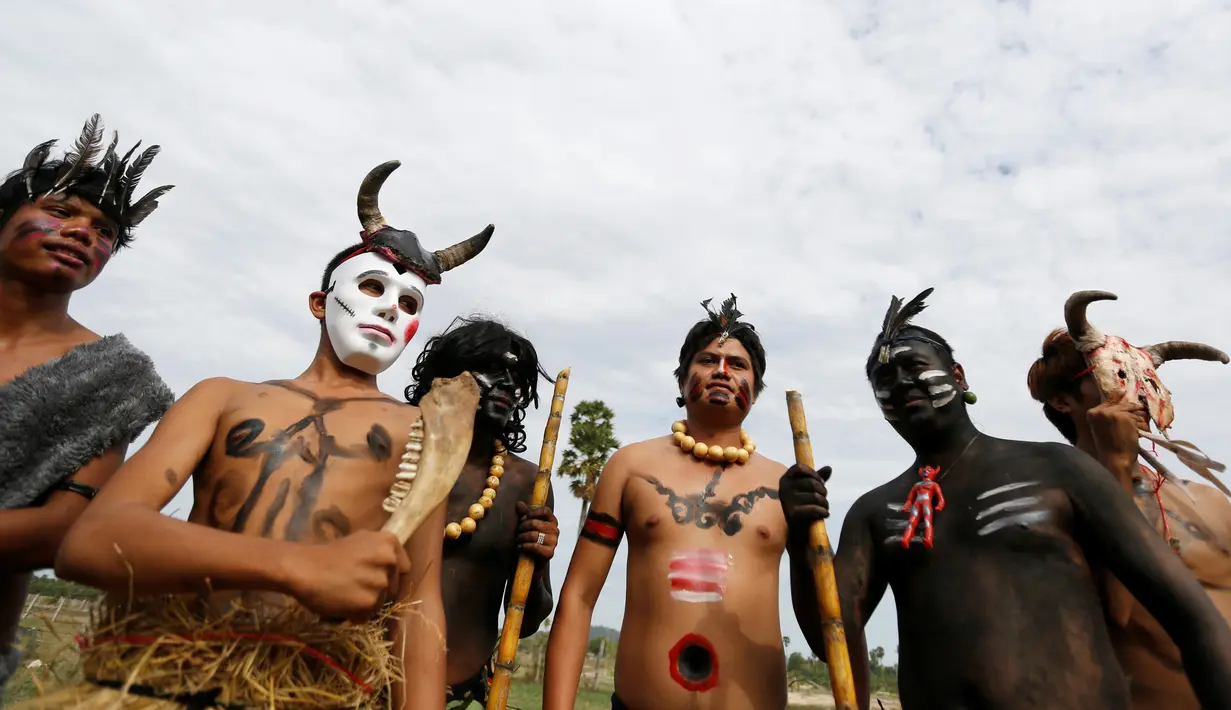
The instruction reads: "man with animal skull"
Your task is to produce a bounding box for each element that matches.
[545,295,795,710]
[779,287,1231,710]
[0,114,175,693]
[38,161,492,710]
[1027,289,1231,710]
[403,316,560,709]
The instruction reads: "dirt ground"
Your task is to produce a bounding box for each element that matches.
[788,688,902,708]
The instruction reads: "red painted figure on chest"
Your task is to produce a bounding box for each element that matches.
[901,465,945,549]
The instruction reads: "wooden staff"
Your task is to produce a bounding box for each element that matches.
[486,367,571,710]
[785,390,856,710]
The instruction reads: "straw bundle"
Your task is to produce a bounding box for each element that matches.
[10,594,407,710]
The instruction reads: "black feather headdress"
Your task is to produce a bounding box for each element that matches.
[15,114,173,237]
[875,287,936,364]
[701,293,754,346]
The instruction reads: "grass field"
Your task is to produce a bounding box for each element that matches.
[5,603,898,709]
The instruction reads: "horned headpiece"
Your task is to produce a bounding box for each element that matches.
[1064,290,1228,432]
[1063,289,1229,496]
[701,294,754,346]
[354,160,492,286]
[874,287,939,364]
[14,114,173,244]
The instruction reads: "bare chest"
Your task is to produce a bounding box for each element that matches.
[874,474,1076,561]
[197,393,415,543]
[442,458,530,563]
[625,463,786,549]
[1132,480,1231,584]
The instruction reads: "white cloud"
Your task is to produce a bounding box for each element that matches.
[6,0,1231,669]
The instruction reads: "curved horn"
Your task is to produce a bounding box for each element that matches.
[1143,341,1231,368]
[433,224,494,273]
[1064,290,1116,351]
[356,160,401,235]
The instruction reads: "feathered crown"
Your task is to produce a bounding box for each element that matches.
[352,160,493,285]
[701,293,754,346]
[17,114,173,238]
[874,287,938,363]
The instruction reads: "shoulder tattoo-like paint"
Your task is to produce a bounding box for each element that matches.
[581,511,624,548]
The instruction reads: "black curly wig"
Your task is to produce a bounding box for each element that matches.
[404,315,553,453]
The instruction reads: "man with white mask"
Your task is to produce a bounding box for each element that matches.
[39,161,492,710]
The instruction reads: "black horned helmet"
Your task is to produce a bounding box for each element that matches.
[354,160,493,285]
[16,113,173,243]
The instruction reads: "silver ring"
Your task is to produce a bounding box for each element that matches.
[536,532,547,546]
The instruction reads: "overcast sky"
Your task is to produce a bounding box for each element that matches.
[5,1,1231,667]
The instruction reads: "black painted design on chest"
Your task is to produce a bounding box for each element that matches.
[224,380,395,540]
[644,467,779,536]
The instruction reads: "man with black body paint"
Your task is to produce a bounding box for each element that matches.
[403,316,560,709]
[0,115,174,693]
[50,161,493,709]
[545,295,795,710]
[780,287,1231,710]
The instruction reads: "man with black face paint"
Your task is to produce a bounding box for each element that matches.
[404,316,559,708]
[546,295,795,710]
[0,114,174,693]
[779,287,1231,710]
[41,161,491,710]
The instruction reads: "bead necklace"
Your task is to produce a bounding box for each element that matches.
[670,420,755,464]
[444,440,506,540]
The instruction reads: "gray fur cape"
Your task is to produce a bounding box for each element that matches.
[0,334,174,510]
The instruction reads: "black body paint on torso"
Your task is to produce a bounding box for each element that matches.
[644,466,779,536]
[223,380,394,540]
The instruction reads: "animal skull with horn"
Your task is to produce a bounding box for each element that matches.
[355,160,494,286]
[1063,289,1229,433]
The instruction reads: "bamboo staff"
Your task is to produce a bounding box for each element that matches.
[486,367,572,710]
[785,390,856,710]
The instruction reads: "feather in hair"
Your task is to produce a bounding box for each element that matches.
[701,293,749,345]
[876,287,935,363]
[21,139,58,200]
[46,114,105,197]
[126,185,174,227]
[97,131,122,200]
[120,145,161,208]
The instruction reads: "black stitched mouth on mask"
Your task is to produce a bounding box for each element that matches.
[332,295,356,317]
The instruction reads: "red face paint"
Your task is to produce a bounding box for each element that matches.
[12,217,63,246]
[735,380,752,411]
[403,317,419,344]
[92,237,114,269]
[685,374,703,403]
[668,634,719,692]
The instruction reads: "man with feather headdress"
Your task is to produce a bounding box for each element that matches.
[778,287,1231,710]
[1027,290,1231,710]
[17,160,493,709]
[545,295,802,710]
[0,114,175,693]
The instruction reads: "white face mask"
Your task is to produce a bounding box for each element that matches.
[323,252,427,374]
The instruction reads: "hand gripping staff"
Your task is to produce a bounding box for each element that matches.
[785,390,856,710]
[486,368,572,710]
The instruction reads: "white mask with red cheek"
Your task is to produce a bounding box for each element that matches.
[324,251,427,375]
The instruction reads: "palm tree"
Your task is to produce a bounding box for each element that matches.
[557,400,621,527]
